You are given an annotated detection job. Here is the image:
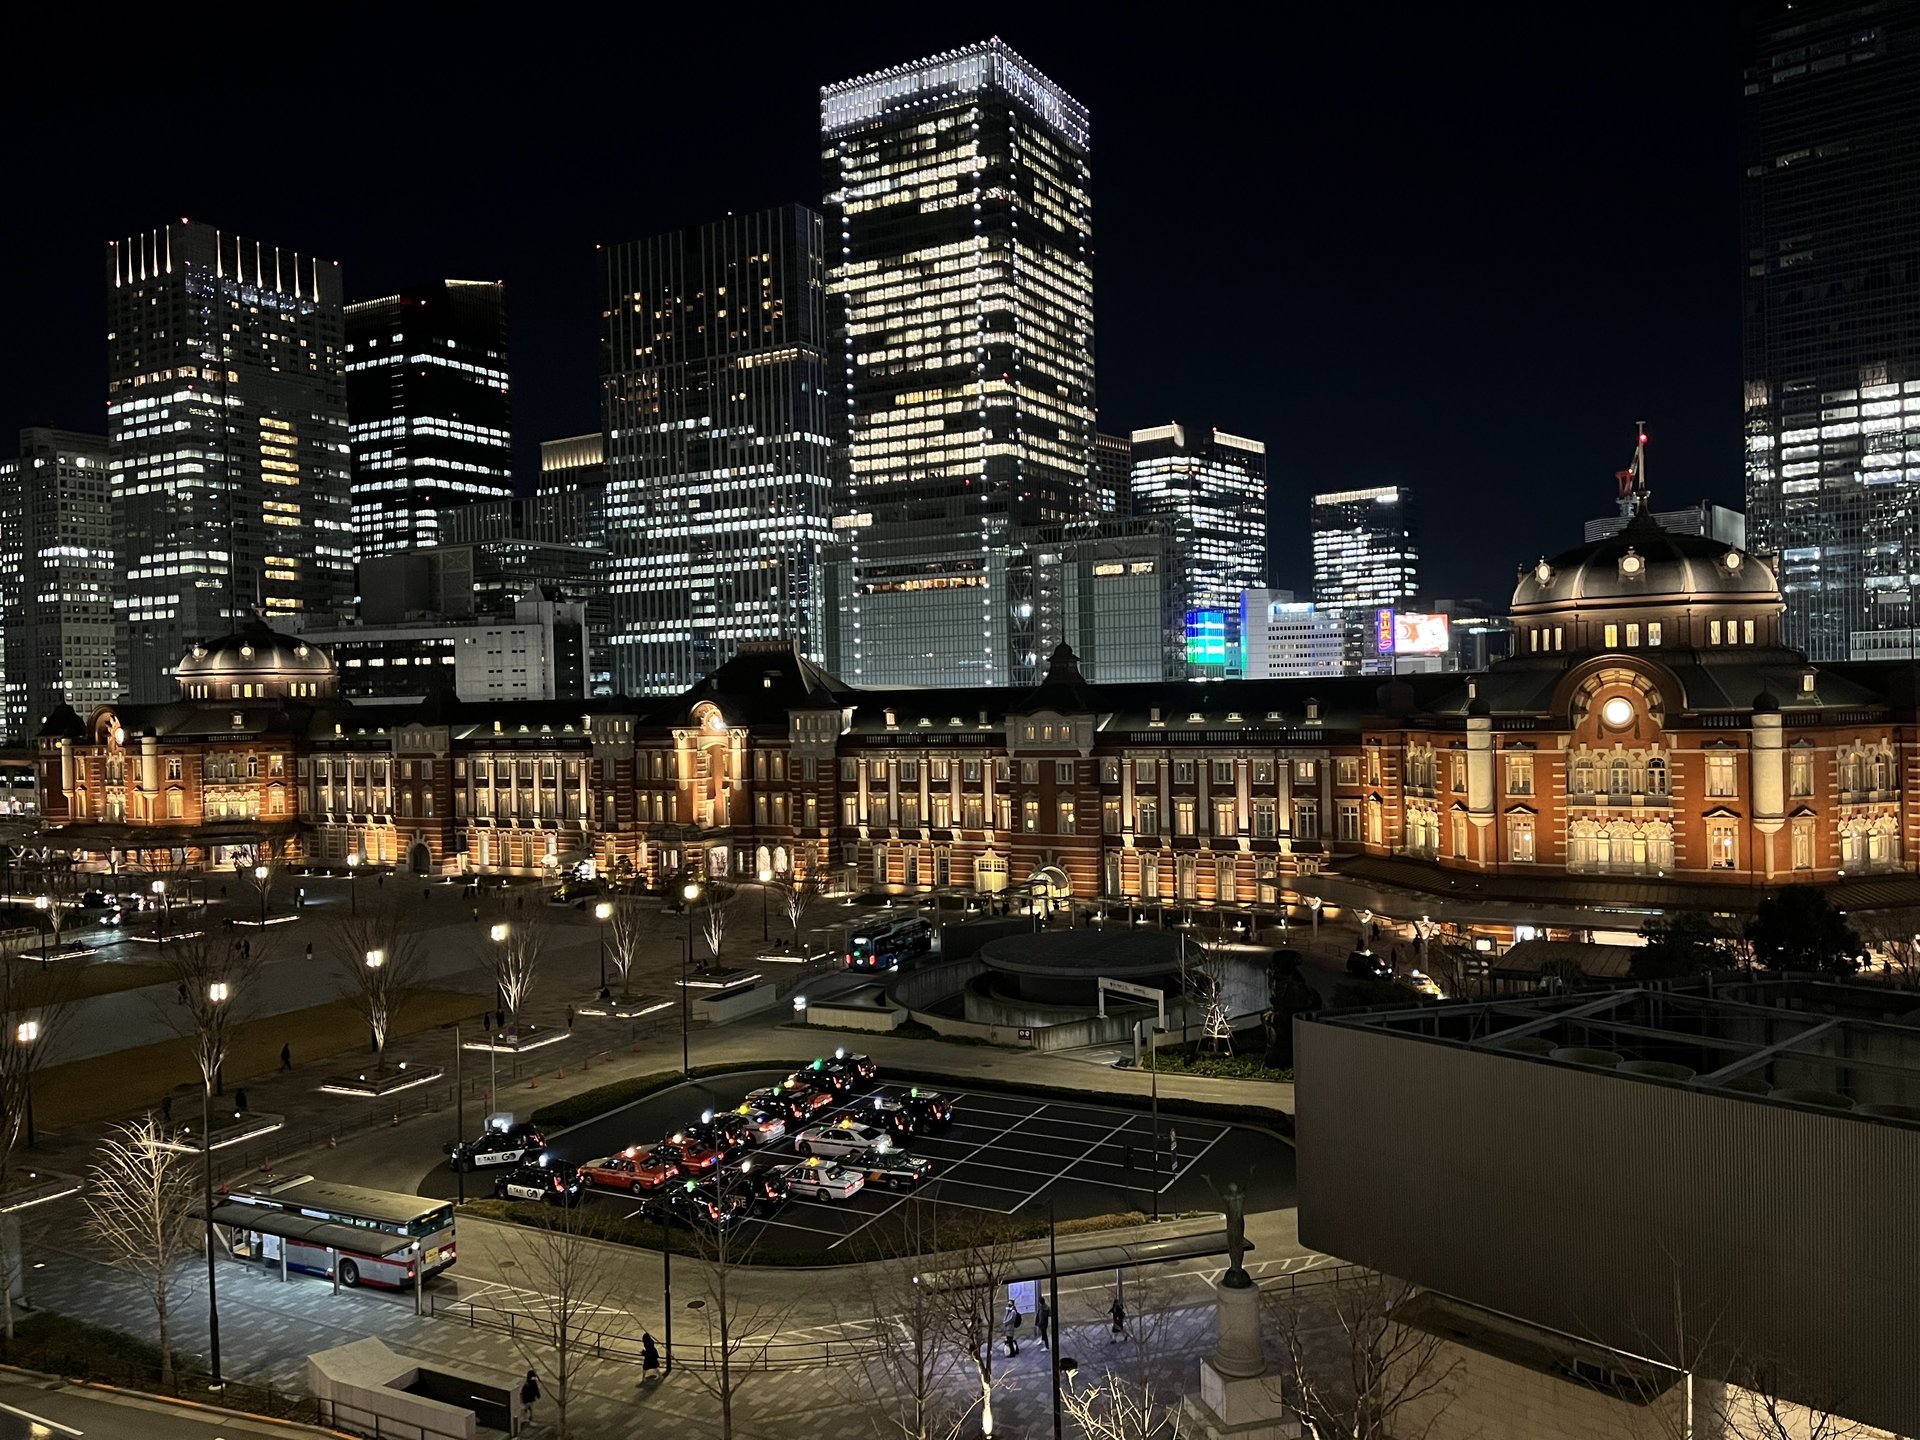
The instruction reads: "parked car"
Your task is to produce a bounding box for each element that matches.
[578,1147,681,1193]
[447,1117,547,1172]
[792,1119,895,1159]
[493,1157,583,1206]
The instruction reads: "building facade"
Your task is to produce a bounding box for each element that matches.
[1742,0,1920,661]
[1093,431,1132,516]
[1129,423,1267,676]
[1310,484,1419,674]
[0,429,116,742]
[108,222,353,701]
[38,504,1920,922]
[300,593,589,703]
[1585,497,1745,548]
[344,280,512,558]
[1239,591,1344,678]
[601,206,833,694]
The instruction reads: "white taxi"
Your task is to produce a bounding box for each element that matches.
[792,1118,895,1159]
[776,1156,867,1201]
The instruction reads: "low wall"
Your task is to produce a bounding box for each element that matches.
[806,995,906,1032]
[890,956,986,1009]
[697,983,780,1024]
[309,1337,497,1440]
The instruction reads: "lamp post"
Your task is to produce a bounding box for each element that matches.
[203,979,229,1391]
[680,882,700,1075]
[1307,893,1321,939]
[757,867,771,943]
[489,922,509,1067]
[151,879,167,945]
[365,949,385,1056]
[253,864,269,925]
[33,895,48,970]
[1415,915,1434,974]
[1148,1022,1163,1222]
[16,1020,37,1146]
[594,900,613,999]
[346,852,360,915]
[1359,907,1373,952]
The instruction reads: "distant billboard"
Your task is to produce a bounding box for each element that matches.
[1375,610,1450,655]
[1185,609,1228,666]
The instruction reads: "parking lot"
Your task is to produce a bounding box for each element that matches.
[419,1064,1293,1260]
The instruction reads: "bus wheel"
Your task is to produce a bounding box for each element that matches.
[338,1259,360,1288]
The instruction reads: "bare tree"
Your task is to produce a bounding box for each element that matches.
[0,961,72,1340]
[1188,938,1236,1053]
[159,934,266,1098]
[1718,1362,1866,1440]
[697,887,743,971]
[230,840,283,924]
[923,1215,1023,1439]
[1854,914,1920,989]
[776,869,830,950]
[1062,1270,1186,1440]
[483,917,545,1035]
[28,860,83,961]
[604,896,649,1000]
[850,1196,968,1440]
[331,910,428,1072]
[1265,1269,1461,1440]
[684,1168,798,1440]
[81,1116,196,1385]
[500,1201,624,1440]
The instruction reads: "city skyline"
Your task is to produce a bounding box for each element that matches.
[0,9,1737,604]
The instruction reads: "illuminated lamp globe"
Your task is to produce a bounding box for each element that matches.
[1601,697,1635,729]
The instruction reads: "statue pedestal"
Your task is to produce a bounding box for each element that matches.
[1185,1276,1295,1440]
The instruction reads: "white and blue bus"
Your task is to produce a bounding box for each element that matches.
[845,916,933,972]
[223,1176,455,1290]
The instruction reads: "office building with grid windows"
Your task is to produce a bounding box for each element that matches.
[345,280,512,558]
[1129,422,1267,677]
[601,206,833,695]
[823,40,1095,689]
[0,429,117,742]
[1311,484,1419,675]
[1742,0,1920,660]
[107,221,353,703]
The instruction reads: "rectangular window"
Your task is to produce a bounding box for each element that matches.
[1508,815,1536,863]
[964,759,982,783]
[1136,800,1159,836]
[1604,623,1619,648]
[901,796,920,829]
[1792,819,1815,870]
[1710,620,1723,644]
[930,759,950,783]
[1253,799,1277,838]
[994,796,1013,831]
[1709,822,1737,869]
[1450,810,1467,854]
[1174,760,1195,784]
[1174,799,1196,836]
[963,795,984,829]
[1337,756,1360,786]
[1102,798,1122,834]
[1253,760,1275,784]
[1023,799,1040,833]
[1648,621,1662,646]
[1295,760,1318,783]
[1213,761,1234,785]
[1626,623,1640,647]
[1337,800,1361,841]
[1056,760,1076,784]
[1057,800,1077,834]
[1021,761,1039,785]
[841,796,859,827]
[1135,759,1156,784]
[1450,752,1467,792]
[1213,799,1238,835]
[1367,749,1382,784]
[874,848,888,884]
[930,794,951,828]
[840,758,859,782]
[898,758,919,783]
[1707,752,1737,798]
[1506,754,1534,796]
[166,757,182,781]
[1294,800,1321,840]
[1100,758,1120,785]
[1743,619,1756,644]
[1790,749,1814,797]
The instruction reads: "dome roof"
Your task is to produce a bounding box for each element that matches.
[1511,512,1778,613]
[175,618,334,682]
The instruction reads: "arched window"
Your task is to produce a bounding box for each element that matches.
[1609,757,1631,796]
[1646,821,1674,871]
[1646,757,1667,796]
[1569,819,1598,870]
[1844,751,1864,792]
[1573,758,1594,794]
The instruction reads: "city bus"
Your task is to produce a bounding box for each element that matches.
[845,916,933,972]
[222,1176,456,1290]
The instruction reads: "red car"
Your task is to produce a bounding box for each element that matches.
[655,1133,727,1171]
[578,1147,680,1193]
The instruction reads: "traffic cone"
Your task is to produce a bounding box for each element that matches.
[557,1067,565,1079]
[529,1075,539,1088]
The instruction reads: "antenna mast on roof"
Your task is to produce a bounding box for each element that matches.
[1614,421,1651,521]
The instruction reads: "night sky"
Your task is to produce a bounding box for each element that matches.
[0,6,1738,605]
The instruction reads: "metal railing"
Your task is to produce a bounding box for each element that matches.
[428,1294,882,1371]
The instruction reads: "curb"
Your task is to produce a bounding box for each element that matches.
[0,1361,346,1437]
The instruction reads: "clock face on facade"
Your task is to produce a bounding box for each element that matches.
[1619,550,1643,576]
[1534,562,1554,586]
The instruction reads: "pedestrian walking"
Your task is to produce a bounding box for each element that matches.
[472,905,479,922]
[1002,1298,1022,1356]
[1122,1143,1134,1172]
[176,982,189,1006]
[642,1332,661,1375]
[161,1093,173,1125]
[279,1043,293,1072]
[566,1004,575,1032]
[1036,1296,1051,1351]
[1109,1295,1128,1342]
[518,1369,540,1426]
[1168,1127,1179,1161]
[232,1087,248,1115]
[422,887,430,902]
[304,942,313,961]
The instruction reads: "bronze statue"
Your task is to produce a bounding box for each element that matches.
[1221,1179,1251,1288]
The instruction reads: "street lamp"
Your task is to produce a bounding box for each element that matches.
[1147,1022,1165,1223]
[757,867,772,943]
[489,923,510,1046]
[365,948,385,969]
[151,879,168,945]
[33,895,48,970]
[365,950,385,1056]
[16,1020,37,1146]
[1415,915,1434,973]
[594,900,613,999]
[681,881,700,1075]
[346,852,360,915]
[202,979,228,1391]
[253,864,269,925]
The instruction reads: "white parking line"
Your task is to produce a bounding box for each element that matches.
[0,1400,83,1437]
[1003,1112,1139,1211]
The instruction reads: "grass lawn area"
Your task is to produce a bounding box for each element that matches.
[31,989,481,1130]
[3,953,174,1002]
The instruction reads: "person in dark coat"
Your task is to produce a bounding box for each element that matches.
[642,1332,661,1375]
[519,1370,540,1426]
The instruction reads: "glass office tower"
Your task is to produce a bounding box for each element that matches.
[1742,0,1920,659]
[107,221,353,701]
[601,206,833,694]
[1310,485,1419,675]
[345,280,512,558]
[822,40,1094,687]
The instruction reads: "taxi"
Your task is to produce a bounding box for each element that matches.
[776,1156,867,1201]
[792,1117,895,1158]
[577,1146,680,1193]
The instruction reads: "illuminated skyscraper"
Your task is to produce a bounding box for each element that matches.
[823,39,1095,688]
[601,206,833,693]
[1310,485,1419,675]
[1742,0,1920,659]
[107,221,352,701]
[345,280,512,557]
[1093,431,1132,515]
[1129,423,1268,677]
[0,429,117,741]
